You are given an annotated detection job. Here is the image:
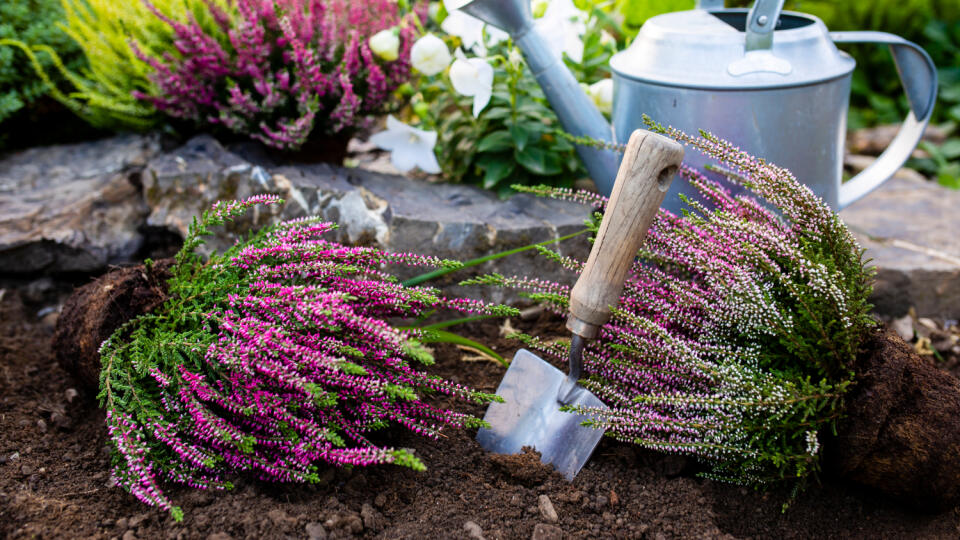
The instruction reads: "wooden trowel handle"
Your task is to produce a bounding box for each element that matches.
[566,129,684,339]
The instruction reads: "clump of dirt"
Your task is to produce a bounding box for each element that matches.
[4,286,960,539]
[489,448,553,487]
[825,327,960,512]
[52,259,173,389]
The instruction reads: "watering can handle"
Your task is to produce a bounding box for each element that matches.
[566,130,684,339]
[831,32,938,209]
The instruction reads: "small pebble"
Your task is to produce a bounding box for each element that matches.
[531,523,563,540]
[463,520,485,540]
[305,522,327,540]
[122,531,138,540]
[537,495,558,524]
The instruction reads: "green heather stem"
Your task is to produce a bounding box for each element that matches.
[402,228,589,287]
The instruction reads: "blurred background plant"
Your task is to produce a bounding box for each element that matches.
[394,0,617,195]
[2,0,421,157]
[0,0,91,149]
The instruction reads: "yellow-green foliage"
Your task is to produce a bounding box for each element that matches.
[4,0,230,130]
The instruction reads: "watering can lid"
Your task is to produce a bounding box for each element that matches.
[610,9,855,90]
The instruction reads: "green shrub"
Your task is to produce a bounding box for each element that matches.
[0,0,84,128]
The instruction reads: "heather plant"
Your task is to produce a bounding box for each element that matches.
[1,0,217,130]
[98,195,512,520]
[466,124,874,493]
[136,0,420,149]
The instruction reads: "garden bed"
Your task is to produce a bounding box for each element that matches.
[3,290,960,539]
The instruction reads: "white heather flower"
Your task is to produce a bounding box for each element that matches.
[369,115,441,174]
[410,33,452,76]
[534,0,586,63]
[449,50,494,117]
[586,78,613,115]
[368,29,400,61]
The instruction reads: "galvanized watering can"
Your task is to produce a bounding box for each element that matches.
[459,0,938,211]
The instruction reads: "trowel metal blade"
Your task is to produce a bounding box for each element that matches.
[476,349,608,479]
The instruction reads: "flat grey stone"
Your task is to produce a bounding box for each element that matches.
[840,175,960,318]
[0,135,159,274]
[143,136,593,304]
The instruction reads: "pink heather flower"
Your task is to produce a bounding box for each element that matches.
[135,0,421,150]
[99,196,505,520]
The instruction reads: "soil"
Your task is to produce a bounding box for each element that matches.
[3,290,960,539]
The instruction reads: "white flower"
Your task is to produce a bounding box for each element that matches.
[441,10,485,52]
[410,34,452,76]
[586,78,613,115]
[441,6,509,55]
[369,115,441,174]
[534,0,586,63]
[368,29,400,62]
[449,50,494,117]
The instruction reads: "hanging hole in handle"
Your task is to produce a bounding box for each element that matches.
[657,166,678,192]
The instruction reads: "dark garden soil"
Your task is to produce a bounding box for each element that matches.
[3,289,960,539]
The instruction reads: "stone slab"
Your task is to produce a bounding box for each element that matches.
[143,136,592,304]
[840,175,960,318]
[0,135,159,274]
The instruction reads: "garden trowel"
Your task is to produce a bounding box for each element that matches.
[476,129,683,479]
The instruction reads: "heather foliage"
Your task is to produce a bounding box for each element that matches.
[137,0,419,149]
[467,126,874,492]
[3,0,211,130]
[99,196,512,520]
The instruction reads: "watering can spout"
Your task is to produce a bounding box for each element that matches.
[459,0,621,194]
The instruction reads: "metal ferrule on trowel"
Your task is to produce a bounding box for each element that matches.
[476,129,684,479]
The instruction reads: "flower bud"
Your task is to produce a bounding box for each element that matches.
[410,33,452,76]
[586,78,613,115]
[369,29,400,61]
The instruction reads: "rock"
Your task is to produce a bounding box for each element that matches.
[825,327,960,511]
[840,175,960,318]
[122,531,138,540]
[0,135,159,275]
[359,503,385,533]
[531,523,564,540]
[53,260,173,390]
[206,534,232,540]
[537,495,559,524]
[847,124,947,156]
[305,522,328,540]
[891,315,915,341]
[115,518,128,530]
[143,136,593,305]
[463,520,485,540]
[128,513,149,528]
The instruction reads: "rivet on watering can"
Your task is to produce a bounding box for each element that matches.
[757,15,768,25]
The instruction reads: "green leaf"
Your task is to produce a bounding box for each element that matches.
[509,123,530,151]
[477,130,514,153]
[938,138,960,160]
[477,155,516,189]
[515,146,562,176]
